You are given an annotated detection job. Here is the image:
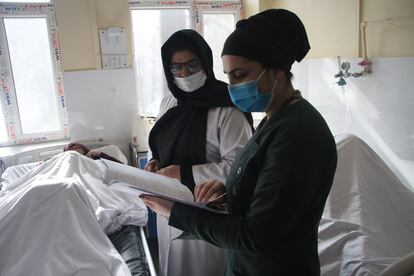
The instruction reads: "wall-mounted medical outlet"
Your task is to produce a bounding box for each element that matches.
[99,27,128,69]
[334,56,372,86]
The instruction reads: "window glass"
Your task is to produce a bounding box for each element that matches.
[4,17,60,134]
[131,9,190,116]
[202,13,235,82]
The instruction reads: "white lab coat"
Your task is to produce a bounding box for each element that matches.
[154,93,252,276]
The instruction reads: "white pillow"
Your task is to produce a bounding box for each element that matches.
[89,145,128,165]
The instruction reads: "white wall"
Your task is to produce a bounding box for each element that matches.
[55,0,133,71]
[291,57,414,190]
[61,58,414,191]
[270,0,359,58]
[268,0,414,58]
[63,68,137,144]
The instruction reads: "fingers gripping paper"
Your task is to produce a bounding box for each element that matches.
[101,159,194,203]
[100,159,227,214]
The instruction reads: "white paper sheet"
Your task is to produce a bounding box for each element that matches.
[101,158,194,202]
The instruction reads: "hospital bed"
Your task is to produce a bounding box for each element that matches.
[1,135,413,276]
[319,134,414,276]
[0,141,156,276]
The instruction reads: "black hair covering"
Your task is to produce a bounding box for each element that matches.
[149,29,253,191]
[161,29,232,106]
[222,9,310,71]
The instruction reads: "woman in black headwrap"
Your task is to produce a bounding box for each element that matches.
[144,29,253,276]
[141,10,337,275]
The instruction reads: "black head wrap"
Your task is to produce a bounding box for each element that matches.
[222,9,310,71]
[149,29,253,191]
[161,29,232,106]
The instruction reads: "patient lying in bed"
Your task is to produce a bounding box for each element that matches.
[0,151,147,276]
[64,142,125,164]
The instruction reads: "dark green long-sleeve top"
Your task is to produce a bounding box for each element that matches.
[169,99,337,276]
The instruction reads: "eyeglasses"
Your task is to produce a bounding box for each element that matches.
[170,59,202,76]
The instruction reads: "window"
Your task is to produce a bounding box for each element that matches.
[202,12,236,82]
[129,1,242,117]
[131,8,190,116]
[0,1,69,145]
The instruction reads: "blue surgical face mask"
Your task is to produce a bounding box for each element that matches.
[228,69,276,112]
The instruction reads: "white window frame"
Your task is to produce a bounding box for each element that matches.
[129,1,195,36]
[128,0,243,116]
[0,1,69,146]
[129,0,243,53]
[129,0,243,27]
[194,3,242,34]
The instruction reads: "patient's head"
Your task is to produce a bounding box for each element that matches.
[63,143,90,155]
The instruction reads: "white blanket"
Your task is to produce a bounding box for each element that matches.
[319,134,414,275]
[0,151,148,276]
